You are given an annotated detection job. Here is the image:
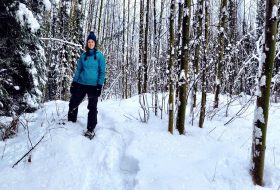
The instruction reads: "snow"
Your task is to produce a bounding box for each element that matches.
[271,5,278,19]
[0,94,280,190]
[179,69,187,81]
[16,3,40,33]
[255,86,262,97]
[254,107,265,124]
[260,76,266,87]
[184,7,189,17]
[14,86,20,90]
[21,54,32,67]
[42,0,52,11]
[21,54,39,88]
[257,50,266,95]
[53,0,60,5]
[23,93,39,108]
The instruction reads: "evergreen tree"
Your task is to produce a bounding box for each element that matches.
[0,0,47,116]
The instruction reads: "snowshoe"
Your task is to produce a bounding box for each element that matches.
[57,118,67,125]
[84,131,95,140]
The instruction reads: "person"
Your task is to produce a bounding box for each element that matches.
[68,31,106,139]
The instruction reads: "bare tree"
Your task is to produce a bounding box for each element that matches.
[168,0,176,134]
[143,0,150,93]
[176,0,191,134]
[138,0,145,94]
[251,0,278,186]
[190,0,203,124]
[199,0,209,128]
[214,0,227,108]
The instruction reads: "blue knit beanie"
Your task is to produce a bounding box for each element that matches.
[87,32,97,42]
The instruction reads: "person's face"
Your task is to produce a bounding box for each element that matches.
[87,39,95,49]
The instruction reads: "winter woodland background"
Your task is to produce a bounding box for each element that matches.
[0,0,280,188]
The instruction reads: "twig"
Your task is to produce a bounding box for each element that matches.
[1,140,7,159]
[217,129,226,141]
[103,72,122,100]
[139,94,150,123]
[123,114,139,121]
[224,96,254,126]
[48,126,67,131]
[208,127,217,134]
[212,161,218,182]
[273,146,276,166]
[19,116,34,147]
[55,101,60,117]
[12,135,45,168]
[26,121,33,148]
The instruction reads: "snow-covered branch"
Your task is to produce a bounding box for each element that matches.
[40,38,82,48]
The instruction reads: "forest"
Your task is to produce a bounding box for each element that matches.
[0,0,279,188]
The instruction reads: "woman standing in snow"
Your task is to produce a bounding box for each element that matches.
[68,32,106,139]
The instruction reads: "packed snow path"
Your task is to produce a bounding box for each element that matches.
[0,95,280,190]
[0,99,139,190]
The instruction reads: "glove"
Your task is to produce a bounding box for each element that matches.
[96,84,102,97]
[70,81,79,94]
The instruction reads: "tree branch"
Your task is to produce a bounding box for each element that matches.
[12,135,45,168]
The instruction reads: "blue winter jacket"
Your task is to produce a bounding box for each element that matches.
[73,49,106,86]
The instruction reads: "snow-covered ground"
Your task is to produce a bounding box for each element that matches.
[0,94,279,190]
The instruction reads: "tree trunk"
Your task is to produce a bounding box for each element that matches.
[129,0,137,98]
[86,0,95,35]
[214,0,227,108]
[190,0,203,124]
[153,0,159,116]
[168,0,176,134]
[126,0,130,98]
[97,0,104,38]
[176,0,191,134]
[226,0,237,98]
[122,0,126,98]
[143,0,150,93]
[199,0,209,128]
[251,0,278,186]
[138,0,145,94]
[256,0,266,38]
[175,0,183,99]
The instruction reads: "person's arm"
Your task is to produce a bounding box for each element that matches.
[97,53,106,86]
[73,55,83,82]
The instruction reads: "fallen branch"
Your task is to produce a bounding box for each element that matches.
[208,127,217,134]
[224,96,254,126]
[12,135,45,168]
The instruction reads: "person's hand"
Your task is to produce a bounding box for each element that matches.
[96,84,102,97]
[70,82,78,94]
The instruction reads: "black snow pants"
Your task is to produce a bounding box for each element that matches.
[68,83,99,132]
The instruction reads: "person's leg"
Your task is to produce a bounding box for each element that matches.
[87,86,98,132]
[68,84,86,122]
